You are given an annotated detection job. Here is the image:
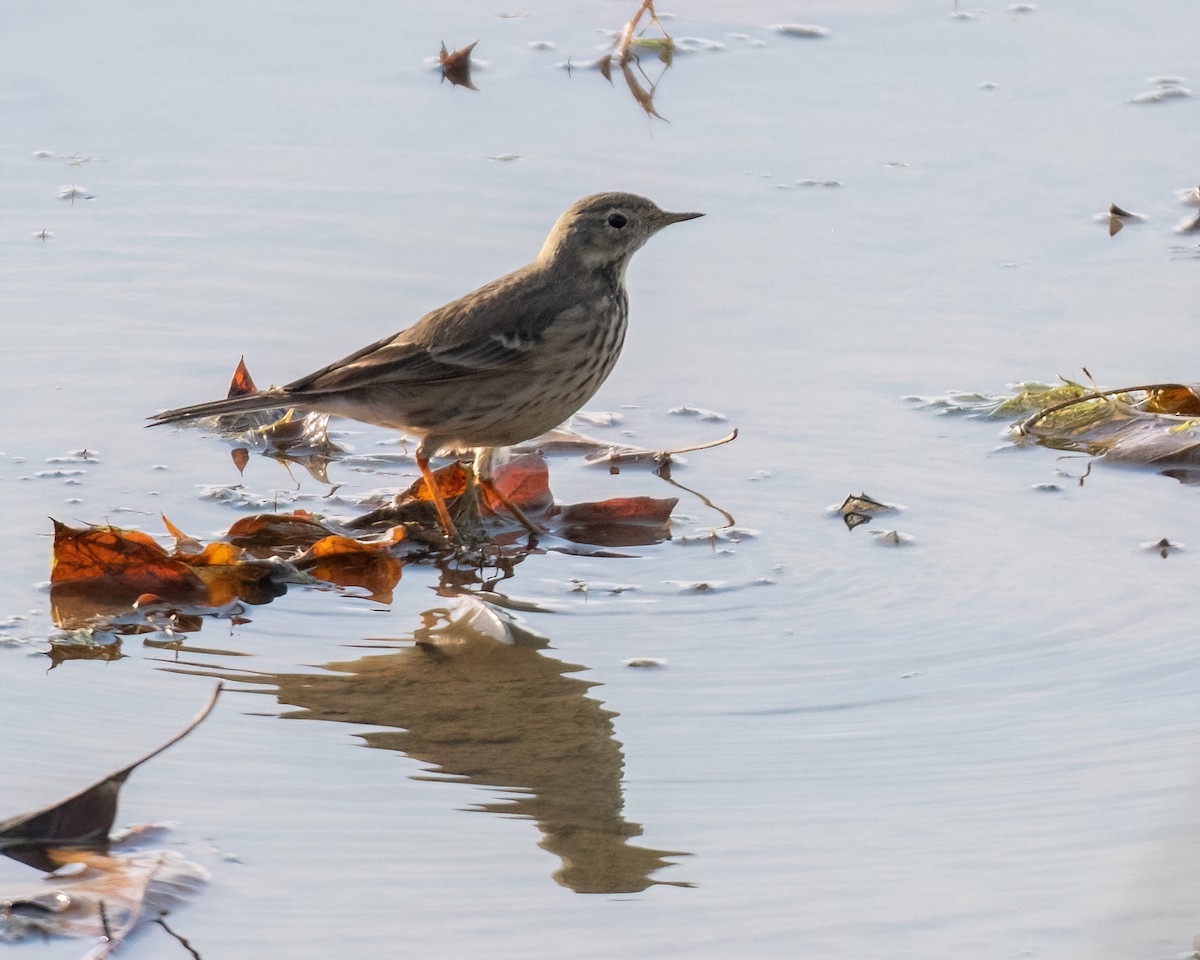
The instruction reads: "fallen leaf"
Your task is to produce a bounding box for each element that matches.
[161,513,203,555]
[226,511,339,552]
[299,553,405,603]
[440,40,479,90]
[0,849,208,955]
[1142,384,1200,416]
[226,355,257,397]
[484,455,555,514]
[0,685,221,868]
[50,520,206,602]
[552,496,678,547]
[409,461,470,502]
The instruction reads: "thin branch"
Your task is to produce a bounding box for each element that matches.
[156,916,204,959]
[1015,384,1191,435]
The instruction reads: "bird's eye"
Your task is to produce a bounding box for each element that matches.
[607,212,628,229]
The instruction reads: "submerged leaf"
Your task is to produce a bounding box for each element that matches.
[1010,379,1200,470]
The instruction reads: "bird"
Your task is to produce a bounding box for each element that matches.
[150,192,703,540]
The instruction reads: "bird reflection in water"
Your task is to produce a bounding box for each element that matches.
[264,597,691,894]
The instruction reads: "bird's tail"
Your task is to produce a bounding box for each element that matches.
[148,391,297,426]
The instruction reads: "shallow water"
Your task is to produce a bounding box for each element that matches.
[3,1,1200,957]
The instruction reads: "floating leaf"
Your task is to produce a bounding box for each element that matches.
[50,521,205,602]
[410,461,470,502]
[0,685,221,867]
[226,355,257,397]
[552,496,678,547]
[226,511,339,552]
[440,40,479,90]
[484,455,555,514]
[161,513,203,555]
[1010,379,1200,471]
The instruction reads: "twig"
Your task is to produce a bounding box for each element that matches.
[1015,384,1190,435]
[614,0,657,63]
[156,916,204,960]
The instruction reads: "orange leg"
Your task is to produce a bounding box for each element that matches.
[478,477,544,536]
[416,449,460,542]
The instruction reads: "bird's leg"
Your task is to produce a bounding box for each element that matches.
[478,477,545,536]
[472,448,545,536]
[415,449,460,542]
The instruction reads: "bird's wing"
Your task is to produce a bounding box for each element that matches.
[286,268,558,394]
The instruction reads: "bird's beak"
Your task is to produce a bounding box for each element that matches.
[661,210,705,225]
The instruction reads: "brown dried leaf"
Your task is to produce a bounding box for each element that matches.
[226,355,257,397]
[440,40,479,90]
[50,521,206,602]
[1142,385,1200,416]
[0,686,221,865]
[484,455,555,514]
[300,553,404,603]
[552,496,678,547]
[161,514,203,555]
[226,511,339,551]
[408,462,469,502]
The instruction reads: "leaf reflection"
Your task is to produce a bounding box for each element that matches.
[256,598,692,893]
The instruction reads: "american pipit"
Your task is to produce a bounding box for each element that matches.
[150,192,703,539]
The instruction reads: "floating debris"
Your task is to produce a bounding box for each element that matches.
[1096,202,1146,236]
[1142,537,1181,558]
[870,529,914,547]
[1008,3,1038,11]
[1175,185,1200,207]
[1174,210,1200,234]
[57,184,93,201]
[835,492,899,530]
[1128,77,1191,104]
[668,405,728,422]
[674,36,725,53]
[439,40,479,90]
[624,657,667,668]
[770,23,830,38]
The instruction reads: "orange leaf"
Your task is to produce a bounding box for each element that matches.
[50,520,205,599]
[556,496,678,525]
[1144,385,1200,416]
[183,541,245,566]
[301,553,404,603]
[485,455,554,514]
[227,511,338,549]
[439,40,479,90]
[551,496,679,548]
[162,514,203,555]
[407,462,469,502]
[304,526,405,559]
[227,356,258,397]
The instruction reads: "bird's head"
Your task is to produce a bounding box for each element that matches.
[537,192,703,272]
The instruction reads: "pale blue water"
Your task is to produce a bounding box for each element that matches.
[3,1,1199,957]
